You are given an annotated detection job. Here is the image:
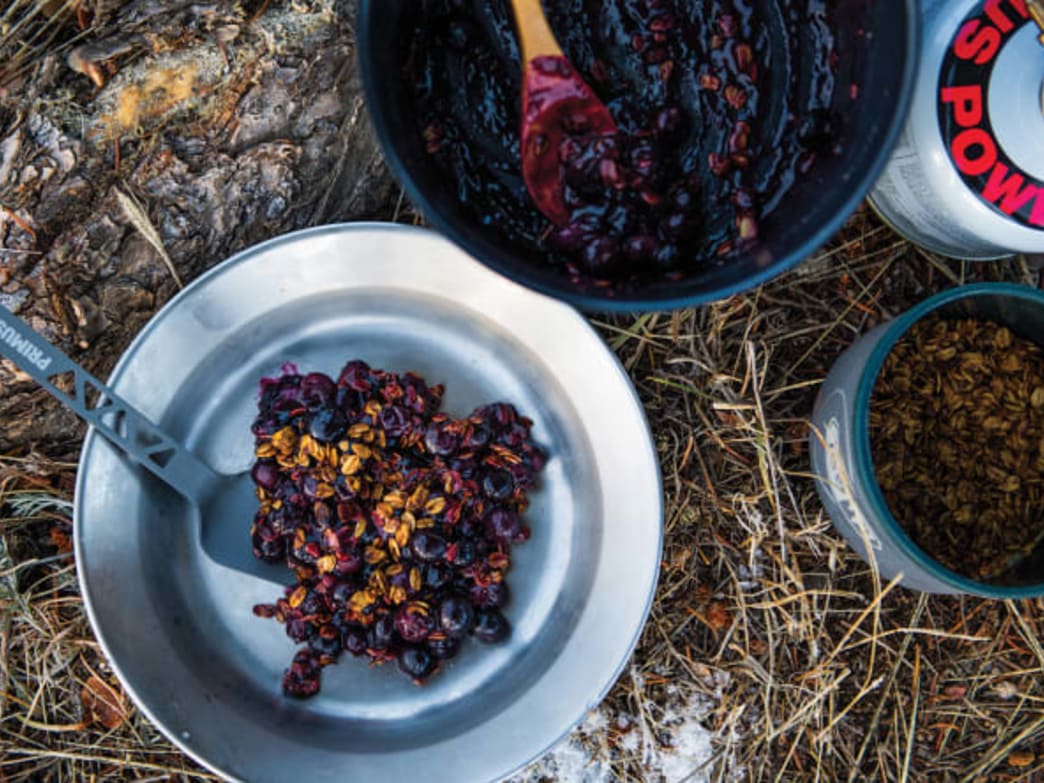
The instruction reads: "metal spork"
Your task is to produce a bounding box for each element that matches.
[0,302,287,584]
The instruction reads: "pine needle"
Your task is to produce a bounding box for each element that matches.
[114,188,183,289]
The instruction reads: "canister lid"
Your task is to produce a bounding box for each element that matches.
[987,23,1044,180]
[937,4,1044,231]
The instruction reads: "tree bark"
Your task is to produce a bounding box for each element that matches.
[0,0,398,459]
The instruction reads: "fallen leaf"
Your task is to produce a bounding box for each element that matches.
[706,601,732,631]
[1008,750,1035,767]
[669,548,691,570]
[81,675,128,730]
[690,661,712,679]
[49,526,73,556]
[942,685,967,700]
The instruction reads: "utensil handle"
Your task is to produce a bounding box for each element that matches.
[510,0,564,63]
[0,303,217,502]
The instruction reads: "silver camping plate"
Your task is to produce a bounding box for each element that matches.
[74,223,663,783]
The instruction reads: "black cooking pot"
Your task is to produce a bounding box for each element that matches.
[358,1,918,312]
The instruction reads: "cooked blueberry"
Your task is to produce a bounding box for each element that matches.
[654,106,684,137]
[549,222,589,252]
[337,360,372,390]
[398,646,437,680]
[427,636,461,660]
[424,423,460,455]
[582,237,620,273]
[453,538,478,567]
[330,581,355,606]
[623,234,657,262]
[286,618,315,643]
[341,627,368,656]
[484,509,522,541]
[438,596,475,638]
[253,531,285,562]
[367,614,397,650]
[395,603,436,643]
[309,407,347,442]
[308,633,342,658]
[300,373,336,409]
[273,376,304,409]
[472,609,511,643]
[282,650,322,698]
[465,424,490,448]
[251,461,280,490]
[411,531,447,562]
[300,591,326,616]
[424,562,454,590]
[481,469,515,500]
[652,243,681,268]
[378,405,410,437]
[469,581,509,608]
[670,186,696,212]
[661,210,692,239]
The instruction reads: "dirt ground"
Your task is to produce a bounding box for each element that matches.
[3,2,1044,781]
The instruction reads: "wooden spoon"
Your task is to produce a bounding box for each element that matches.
[511,0,618,227]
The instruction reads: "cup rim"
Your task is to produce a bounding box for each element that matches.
[853,282,1044,597]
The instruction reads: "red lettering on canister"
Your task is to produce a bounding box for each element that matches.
[940,85,983,125]
[953,19,1002,63]
[983,0,1026,32]
[982,163,1039,214]
[951,128,996,176]
[929,0,1043,237]
[1032,196,1044,228]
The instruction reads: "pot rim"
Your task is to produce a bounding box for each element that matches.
[357,0,922,313]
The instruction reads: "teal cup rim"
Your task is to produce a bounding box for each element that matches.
[853,282,1044,598]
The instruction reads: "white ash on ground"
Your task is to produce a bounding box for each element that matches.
[508,672,719,783]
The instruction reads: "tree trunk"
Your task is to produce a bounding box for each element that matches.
[0,0,399,459]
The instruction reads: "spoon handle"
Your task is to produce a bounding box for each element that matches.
[0,303,218,502]
[510,0,563,63]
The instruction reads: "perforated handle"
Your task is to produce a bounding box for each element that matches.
[0,303,218,502]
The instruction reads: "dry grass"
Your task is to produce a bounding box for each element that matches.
[0,0,87,89]
[2,203,1044,781]
[590,209,1044,782]
[0,455,218,781]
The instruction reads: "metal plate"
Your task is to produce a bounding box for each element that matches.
[74,224,662,783]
